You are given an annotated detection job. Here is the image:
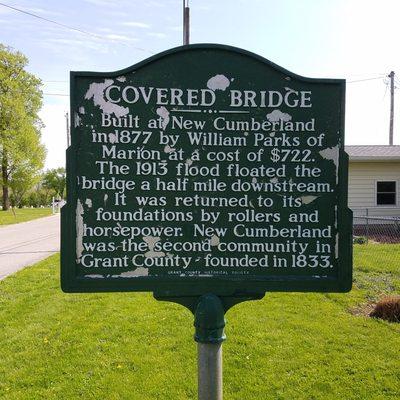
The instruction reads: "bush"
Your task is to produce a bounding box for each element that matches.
[370,296,400,322]
[24,190,52,208]
[353,236,368,244]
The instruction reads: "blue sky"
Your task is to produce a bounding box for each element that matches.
[1,0,400,168]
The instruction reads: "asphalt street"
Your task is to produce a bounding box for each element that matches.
[0,214,60,281]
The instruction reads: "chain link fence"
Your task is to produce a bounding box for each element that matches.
[353,208,400,244]
[352,209,400,308]
[353,216,400,244]
[353,209,400,279]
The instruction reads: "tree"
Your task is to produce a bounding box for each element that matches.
[0,44,46,210]
[9,165,41,207]
[42,167,66,199]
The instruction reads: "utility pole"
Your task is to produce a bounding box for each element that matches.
[389,71,395,145]
[65,112,70,147]
[183,0,190,45]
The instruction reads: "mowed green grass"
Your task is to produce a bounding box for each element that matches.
[0,208,52,225]
[0,246,399,400]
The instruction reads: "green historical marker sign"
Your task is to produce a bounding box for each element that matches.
[61,44,352,298]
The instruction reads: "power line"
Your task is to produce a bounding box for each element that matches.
[0,2,153,54]
[44,76,390,86]
[41,73,393,97]
[347,76,385,83]
[0,2,107,39]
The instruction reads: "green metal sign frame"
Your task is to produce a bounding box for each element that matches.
[61,44,352,303]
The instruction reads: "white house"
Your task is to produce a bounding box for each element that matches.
[346,145,400,218]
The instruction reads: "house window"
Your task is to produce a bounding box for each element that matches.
[376,181,397,205]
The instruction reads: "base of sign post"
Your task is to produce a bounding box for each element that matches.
[194,294,225,400]
[197,342,223,400]
[153,291,265,400]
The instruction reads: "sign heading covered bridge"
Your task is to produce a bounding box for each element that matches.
[61,44,352,296]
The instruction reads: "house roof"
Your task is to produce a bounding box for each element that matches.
[345,145,400,161]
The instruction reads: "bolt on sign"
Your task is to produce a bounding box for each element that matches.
[61,44,352,296]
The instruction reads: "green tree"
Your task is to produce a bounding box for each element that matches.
[9,166,41,207]
[42,167,66,199]
[0,44,45,211]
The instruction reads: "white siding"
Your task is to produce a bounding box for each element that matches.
[348,161,400,217]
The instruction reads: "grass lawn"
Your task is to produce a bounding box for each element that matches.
[0,208,53,226]
[0,245,399,399]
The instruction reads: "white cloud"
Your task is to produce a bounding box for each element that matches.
[0,7,12,15]
[143,1,166,8]
[147,32,167,39]
[96,27,113,33]
[104,34,139,42]
[121,21,151,29]
[168,25,182,31]
[83,0,121,6]
[43,37,108,53]
[22,7,62,17]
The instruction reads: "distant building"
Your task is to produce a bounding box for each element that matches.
[346,145,400,218]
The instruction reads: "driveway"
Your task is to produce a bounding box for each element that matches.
[0,214,60,281]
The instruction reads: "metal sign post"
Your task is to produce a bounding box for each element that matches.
[195,294,225,400]
[198,341,223,400]
[61,44,352,399]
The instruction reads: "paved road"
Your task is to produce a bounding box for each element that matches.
[0,214,60,281]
